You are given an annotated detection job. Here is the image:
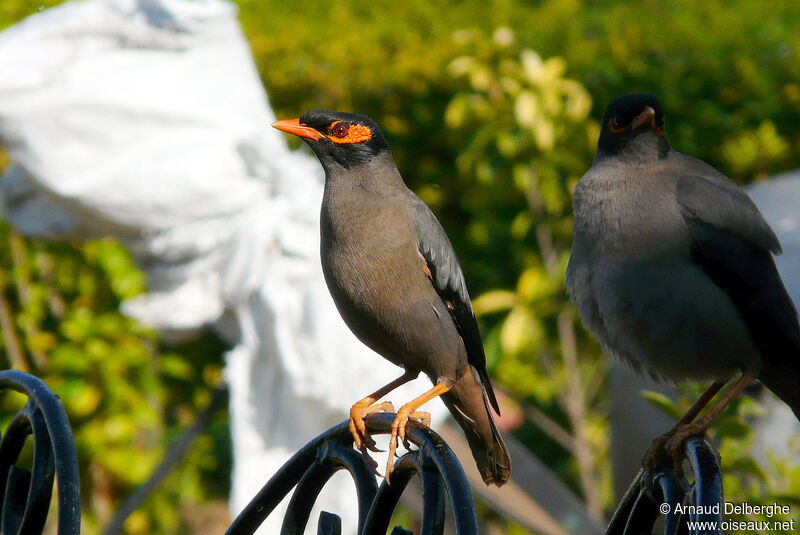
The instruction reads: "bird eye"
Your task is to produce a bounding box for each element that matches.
[331,123,350,138]
[608,116,625,133]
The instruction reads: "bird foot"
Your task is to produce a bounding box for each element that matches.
[385,410,431,484]
[642,431,677,477]
[349,401,395,452]
[642,423,707,478]
[664,421,706,465]
[357,443,383,477]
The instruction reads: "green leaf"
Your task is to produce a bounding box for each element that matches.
[640,390,682,420]
[473,290,517,315]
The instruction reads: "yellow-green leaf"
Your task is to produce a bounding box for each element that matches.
[473,290,517,315]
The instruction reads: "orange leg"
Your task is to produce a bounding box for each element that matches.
[664,374,756,456]
[385,381,451,483]
[676,381,726,426]
[349,370,418,451]
[642,380,725,470]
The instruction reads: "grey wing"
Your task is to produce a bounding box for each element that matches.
[675,164,781,254]
[676,173,800,366]
[410,196,501,414]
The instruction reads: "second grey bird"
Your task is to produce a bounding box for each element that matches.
[567,94,800,461]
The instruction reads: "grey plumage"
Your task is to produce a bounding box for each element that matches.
[411,197,502,414]
[567,94,800,419]
[274,110,510,485]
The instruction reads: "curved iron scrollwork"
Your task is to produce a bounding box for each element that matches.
[226,412,478,535]
[0,369,81,535]
[607,437,723,535]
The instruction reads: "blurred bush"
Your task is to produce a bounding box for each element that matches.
[445,28,610,519]
[243,0,800,530]
[0,216,229,534]
[244,0,800,293]
[2,0,800,532]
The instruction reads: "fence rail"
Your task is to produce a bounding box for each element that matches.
[0,370,728,535]
[0,369,81,535]
[225,412,478,535]
[606,437,723,535]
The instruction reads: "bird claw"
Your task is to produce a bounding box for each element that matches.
[382,409,433,480]
[358,443,383,477]
[664,422,703,453]
[664,422,706,476]
[403,411,430,449]
[350,401,397,478]
[349,401,395,451]
[349,414,367,450]
[385,436,398,483]
[411,411,431,428]
[642,423,706,478]
[385,460,394,484]
[385,410,410,483]
[363,435,384,453]
[642,432,671,476]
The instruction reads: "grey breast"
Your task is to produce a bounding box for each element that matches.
[567,155,762,382]
[320,174,463,375]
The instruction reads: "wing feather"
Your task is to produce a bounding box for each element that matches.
[676,173,800,366]
[410,197,501,414]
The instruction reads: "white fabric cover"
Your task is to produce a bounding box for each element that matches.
[0,1,445,532]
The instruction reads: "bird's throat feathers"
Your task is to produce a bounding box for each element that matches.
[320,150,406,195]
[596,129,670,165]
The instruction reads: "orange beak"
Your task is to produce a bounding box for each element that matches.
[271,118,324,141]
[631,107,657,131]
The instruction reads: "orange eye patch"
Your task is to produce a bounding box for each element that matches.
[326,122,373,144]
[608,117,625,133]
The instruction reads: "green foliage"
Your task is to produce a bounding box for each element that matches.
[0,222,228,534]
[3,0,800,530]
[444,28,611,517]
[514,0,800,181]
[240,0,800,520]
[244,0,800,521]
[0,1,62,27]
[246,0,800,185]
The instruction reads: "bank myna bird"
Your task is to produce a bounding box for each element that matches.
[273,111,511,485]
[567,93,800,469]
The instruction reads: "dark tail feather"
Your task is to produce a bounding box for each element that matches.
[440,368,511,486]
[760,363,800,421]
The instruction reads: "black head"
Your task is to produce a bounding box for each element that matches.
[272,110,390,170]
[596,94,670,161]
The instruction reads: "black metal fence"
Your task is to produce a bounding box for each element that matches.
[607,438,723,535]
[0,370,725,535]
[225,412,478,535]
[0,369,81,535]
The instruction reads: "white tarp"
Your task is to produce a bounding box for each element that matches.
[0,0,445,532]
